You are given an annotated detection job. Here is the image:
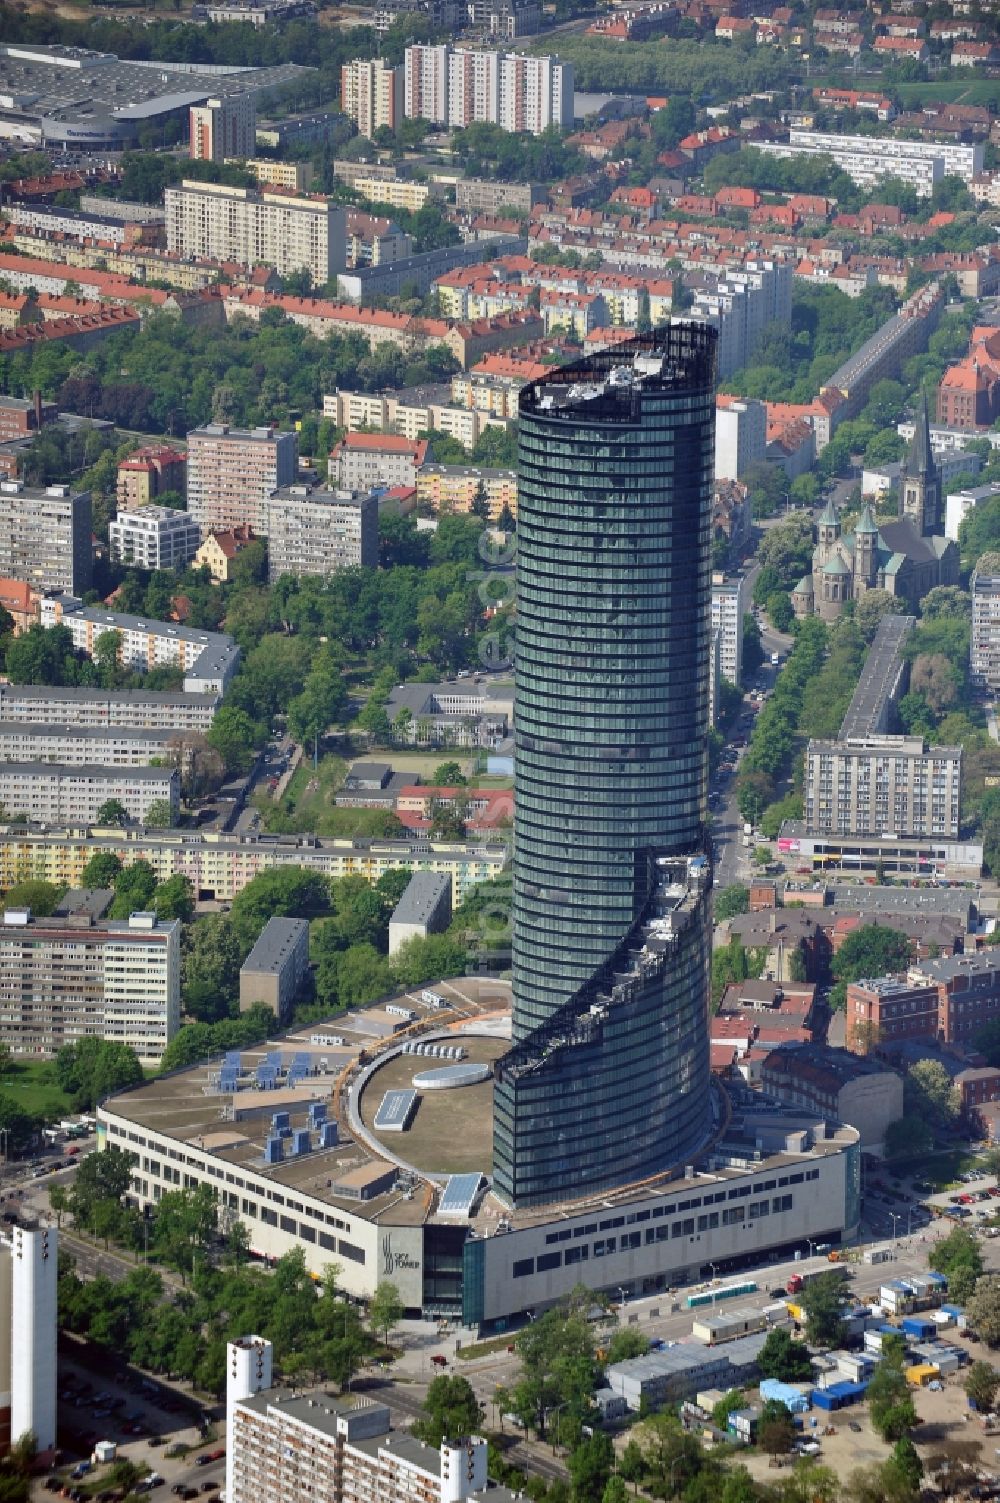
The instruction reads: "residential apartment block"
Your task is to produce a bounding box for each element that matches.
[109,506,201,572]
[403,45,572,134]
[190,95,256,163]
[971,559,1000,690]
[756,129,984,196]
[226,1337,509,1503]
[40,596,240,695]
[710,572,748,687]
[0,722,183,769]
[414,463,517,521]
[804,735,962,841]
[0,683,219,732]
[329,433,427,490]
[454,179,543,215]
[340,59,403,137]
[164,180,346,286]
[115,446,187,511]
[690,262,793,379]
[239,916,310,1020]
[0,763,179,827]
[265,484,378,582]
[0,480,91,596]
[186,424,298,537]
[0,907,180,1063]
[323,390,506,448]
[0,828,508,907]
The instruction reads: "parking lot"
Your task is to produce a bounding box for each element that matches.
[34,1350,225,1503]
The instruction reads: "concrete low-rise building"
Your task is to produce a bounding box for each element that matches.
[0,906,180,1063]
[388,870,452,955]
[759,1042,903,1156]
[0,763,179,827]
[239,917,310,1023]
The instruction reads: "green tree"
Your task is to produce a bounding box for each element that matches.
[867,1359,916,1442]
[966,1276,1000,1346]
[152,873,194,922]
[905,1058,960,1129]
[605,1327,648,1364]
[55,1038,142,1111]
[799,1271,847,1348]
[433,762,467,786]
[884,1116,933,1162]
[711,1388,746,1431]
[368,1280,404,1345]
[568,1432,613,1498]
[153,1184,217,1279]
[206,705,260,776]
[830,924,913,1010]
[758,1400,796,1457]
[758,1325,813,1382]
[2,880,63,916]
[415,1375,483,1448]
[714,886,749,921]
[69,1143,135,1229]
[144,799,174,829]
[963,1359,999,1412]
[81,852,123,888]
[95,799,130,826]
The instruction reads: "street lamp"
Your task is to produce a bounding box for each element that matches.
[547,1400,569,1455]
[617,1286,627,1311]
[709,1262,717,1283]
[806,1238,816,1260]
[890,1212,900,1244]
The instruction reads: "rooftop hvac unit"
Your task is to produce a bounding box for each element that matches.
[264,1135,283,1165]
[291,1129,311,1156]
[309,1102,327,1125]
[320,1121,339,1149]
[272,1111,290,1131]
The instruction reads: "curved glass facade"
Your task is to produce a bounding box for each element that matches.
[492,326,718,1209]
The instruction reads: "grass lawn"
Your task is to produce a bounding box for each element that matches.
[889,1146,982,1188]
[894,79,1000,107]
[255,755,406,838]
[2,1059,74,1120]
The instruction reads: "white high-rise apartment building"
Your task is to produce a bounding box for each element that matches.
[164,180,346,288]
[2,1226,58,1456]
[0,480,92,596]
[404,45,572,135]
[498,53,571,134]
[403,44,450,126]
[972,561,1000,690]
[340,59,404,138]
[226,1336,273,1503]
[448,49,500,127]
[715,398,766,481]
[711,572,748,688]
[190,95,256,163]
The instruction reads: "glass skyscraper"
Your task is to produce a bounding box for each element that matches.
[492,326,718,1209]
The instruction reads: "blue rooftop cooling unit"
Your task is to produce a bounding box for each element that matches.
[264,1135,283,1165]
[309,1102,327,1126]
[320,1121,339,1149]
[271,1111,290,1132]
[291,1129,311,1156]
